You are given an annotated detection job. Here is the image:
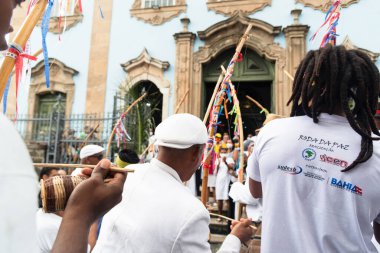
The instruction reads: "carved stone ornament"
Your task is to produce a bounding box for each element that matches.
[191,13,292,116]
[341,36,380,62]
[37,5,83,34]
[296,0,360,12]
[207,0,271,17]
[121,48,171,119]
[29,58,78,117]
[130,0,187,25]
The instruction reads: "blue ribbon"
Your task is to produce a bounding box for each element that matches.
[2,75,12,114]
[41,0,54,88]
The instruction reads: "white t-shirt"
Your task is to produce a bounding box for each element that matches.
[0,114,38,253]
[36,209,62,253]
[248,114,380,253]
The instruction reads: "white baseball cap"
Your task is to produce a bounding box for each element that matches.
[155,113,208,149]
[79,145,104,159]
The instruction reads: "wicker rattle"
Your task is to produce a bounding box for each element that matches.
[40,175,86,213]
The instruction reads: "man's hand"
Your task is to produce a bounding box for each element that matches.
[66,159,126,224]
[230,218,254,244]
[52,159,126,253]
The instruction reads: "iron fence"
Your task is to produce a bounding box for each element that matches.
[9,112,136,163]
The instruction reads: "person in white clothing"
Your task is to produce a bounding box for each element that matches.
[248,45,380,253]
[215,147,235,219]
[36,209,63,253]
[0,2,126,253]
[93,113,253,253]
[71,144,104,176]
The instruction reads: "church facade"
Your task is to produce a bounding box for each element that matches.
[5,0,380,135]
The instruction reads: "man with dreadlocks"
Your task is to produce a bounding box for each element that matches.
[247,44,380,253]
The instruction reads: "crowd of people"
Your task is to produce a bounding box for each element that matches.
[1,0,380,253]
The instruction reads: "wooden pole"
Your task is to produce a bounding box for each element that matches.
[105,93,147,158]
[245,95,270,116]
[284,70,294,82]
[72,123,100,164]
[202,66,226,124]
[201,24,253,206]
[174,89,189,113]
[33,163,134,173]
[0,0,48,101]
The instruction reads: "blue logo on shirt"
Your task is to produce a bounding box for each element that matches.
[277,165,303,175]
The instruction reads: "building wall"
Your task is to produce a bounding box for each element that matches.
[5,0,380,117]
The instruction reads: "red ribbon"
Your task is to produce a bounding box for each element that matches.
[7,47,37,116]
[236,52,243,62]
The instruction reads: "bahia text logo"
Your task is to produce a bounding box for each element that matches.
[330,178,362,196]
[277,165,303,175]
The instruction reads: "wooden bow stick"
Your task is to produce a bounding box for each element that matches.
[209,213,257,230]
[284,70,294,82]
[245,95,270,116]
[33,163,134,174]
[174,88,190,113]
[105,92,147,158]
[0,0,48,101]
[72,123,100,164]
[201,24,252,206]
[203,66,227,124]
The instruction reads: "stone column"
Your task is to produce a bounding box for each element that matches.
[282,9,309,115]
[173,17,196,114]
[85,0,113,114]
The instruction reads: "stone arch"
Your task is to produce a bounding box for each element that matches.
[192,13,289,116]
[29,58,78,118]
[121,48,170,119]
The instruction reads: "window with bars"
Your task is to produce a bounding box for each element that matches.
[143,0,175,8]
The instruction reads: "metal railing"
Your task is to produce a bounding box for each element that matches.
[9,112,132,163]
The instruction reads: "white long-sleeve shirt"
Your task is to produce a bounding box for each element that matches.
[93,158,242,253]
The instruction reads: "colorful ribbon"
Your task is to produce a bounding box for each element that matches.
[310,0,341,47]
[41,0,54,88]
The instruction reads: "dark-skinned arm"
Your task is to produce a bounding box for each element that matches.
[249,177,262,198]
[51,159,126,253]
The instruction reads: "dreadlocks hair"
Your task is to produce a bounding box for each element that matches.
[287,44,380,172]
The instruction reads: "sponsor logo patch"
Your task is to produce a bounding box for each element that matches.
[302,148,316,161]
[330,178,362,196]
[305,164,327,173]
[304,171,325,181]
[277,165,302,175]
[320,154,348,168]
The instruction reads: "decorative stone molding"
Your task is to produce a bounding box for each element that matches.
[207,0,271,17]
[192,13,290,116]
[296,0,360,12]
[121,49,171,119]
[29,58,78,118]
[341,36,380,62]
[37,6,83,34]
[130,0,186,25]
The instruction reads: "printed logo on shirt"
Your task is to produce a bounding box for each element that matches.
[305,164,327,173]
[304,171,325,181]
[330,178,363,196]
[277,165,302,175]
[302,148,316,161]
[298,135,349,152]
[320,154,348,168]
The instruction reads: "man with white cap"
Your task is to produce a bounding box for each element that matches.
[71,144,104,176]
[93,113,253,253]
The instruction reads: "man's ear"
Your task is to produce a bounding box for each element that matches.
[42,175,49,181]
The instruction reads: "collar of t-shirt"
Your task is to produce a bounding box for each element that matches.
[318,113,349,124]
[151,158,182,183]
